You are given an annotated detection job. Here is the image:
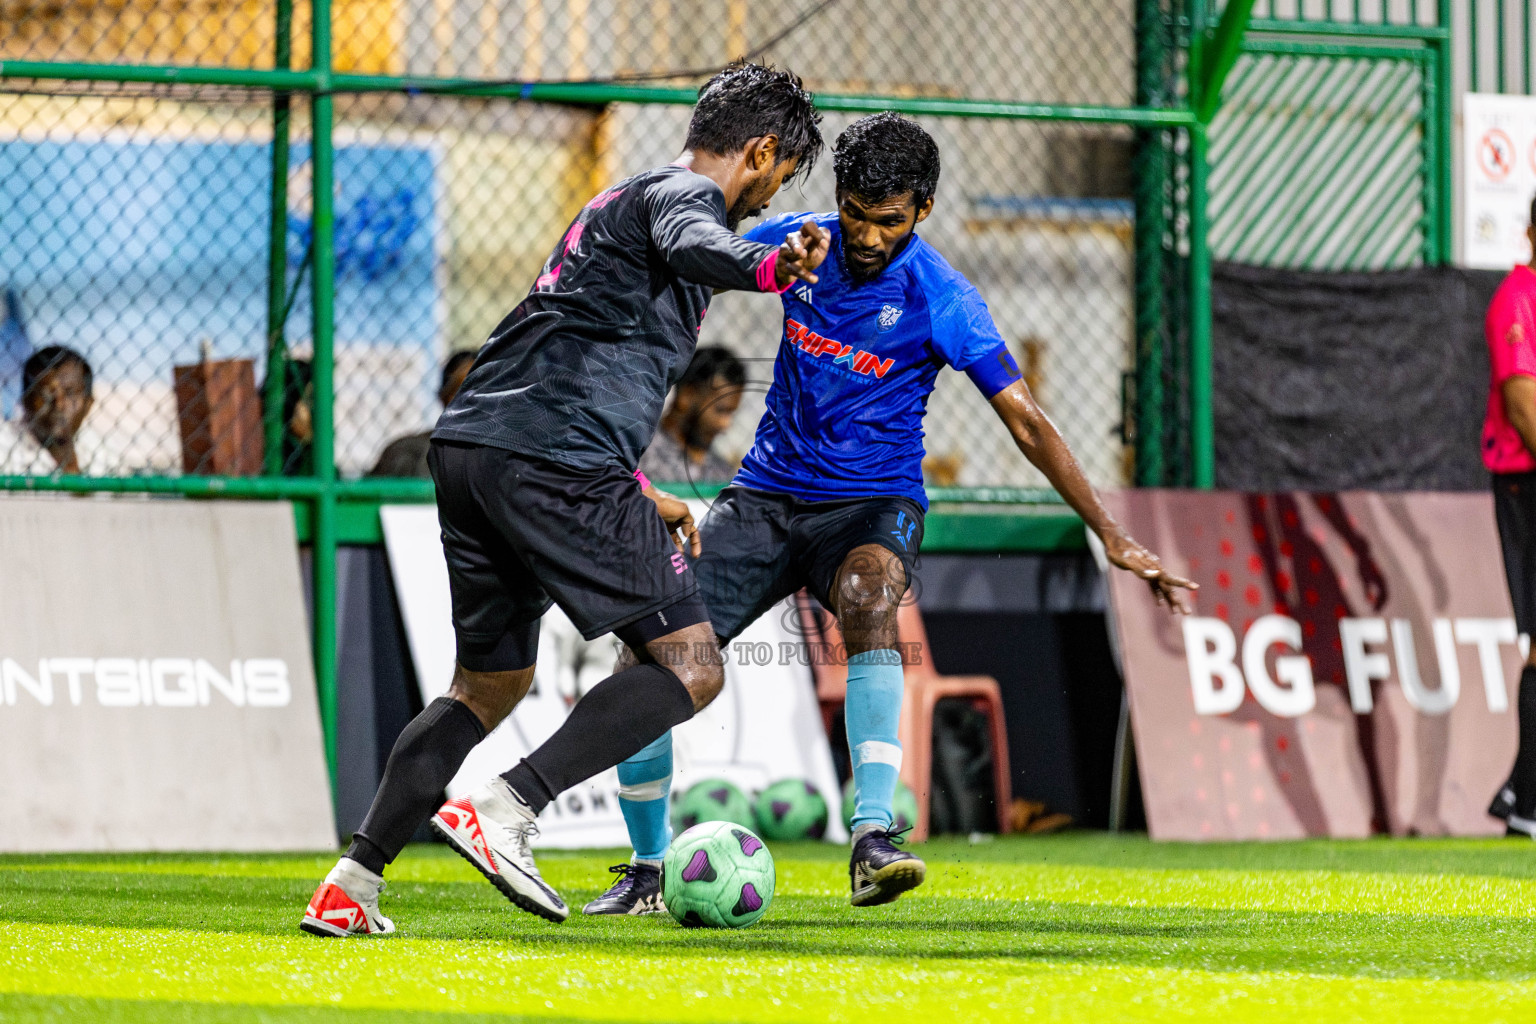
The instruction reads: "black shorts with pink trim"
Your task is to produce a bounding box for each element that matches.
[428,439,703,670]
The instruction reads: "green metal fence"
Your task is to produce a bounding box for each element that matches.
[1206,5,1453,271]
[5,0,1466,787]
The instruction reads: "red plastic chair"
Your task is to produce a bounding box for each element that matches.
[795,592,1013,840]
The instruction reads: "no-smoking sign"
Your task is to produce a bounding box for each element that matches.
[1465,95,1536,268]
[1481,127,1515,180]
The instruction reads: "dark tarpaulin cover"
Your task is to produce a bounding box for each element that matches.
[1213,262,1506,492]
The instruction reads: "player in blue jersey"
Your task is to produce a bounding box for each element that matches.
[583,113,1196,915]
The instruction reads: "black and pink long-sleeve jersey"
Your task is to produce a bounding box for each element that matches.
[434,164,785,471]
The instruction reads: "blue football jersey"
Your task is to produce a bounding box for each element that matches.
[733,211,1021,509]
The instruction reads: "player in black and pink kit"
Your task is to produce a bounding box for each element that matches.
[299,62,828,936]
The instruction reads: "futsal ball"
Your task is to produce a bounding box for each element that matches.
[753,778,829,841]
[662,820,776,928]
[841,777,920,833]
[674,778,754,831]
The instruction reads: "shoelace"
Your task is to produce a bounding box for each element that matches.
[875,826,914,846]
[605,863,638,890]
[491,816,541,866]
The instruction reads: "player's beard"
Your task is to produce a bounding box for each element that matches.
[726,198,762,232]
[844,231,916,284]
[843,246,887,283]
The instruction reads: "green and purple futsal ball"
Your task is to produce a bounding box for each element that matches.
[662,821,776,928]
[842,778,920,832]
[753,778,829,841]
[673,778,754,831]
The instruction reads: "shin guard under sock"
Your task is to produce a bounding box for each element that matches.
[348,696,486,874]
[846,648,905,831]
[502,662,694,816]
[618,730,674,863]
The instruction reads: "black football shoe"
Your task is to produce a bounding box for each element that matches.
[582,863,666,916]
[849,827,926,907]
[1490,779,1517,821]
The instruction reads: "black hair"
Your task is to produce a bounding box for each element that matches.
[678,346,745,390]
[442,349,477,391]
[22,345,93,397]
[1529,193,1535,228]
[684,61,823,182]
[833,112,941,210]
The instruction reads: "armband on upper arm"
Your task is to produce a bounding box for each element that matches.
[965,346,1023,399]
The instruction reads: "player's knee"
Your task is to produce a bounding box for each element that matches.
[448,663,535,731]
[837,560,903,621]
[673,656,725,712]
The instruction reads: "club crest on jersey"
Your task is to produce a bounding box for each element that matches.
[877,304,904,332]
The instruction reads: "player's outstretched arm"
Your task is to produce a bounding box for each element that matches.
[988,379,1197,613]
[648,183,823,295]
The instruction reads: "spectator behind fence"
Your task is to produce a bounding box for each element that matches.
[368,351,477,478]
[262,357,315,477]
[637,345,745,485]
[0,346,108,476]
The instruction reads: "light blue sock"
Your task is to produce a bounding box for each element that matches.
[617,730,673,863]
[846,648,904,832]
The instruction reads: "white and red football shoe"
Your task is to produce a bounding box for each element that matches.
[432,779,568,923]
[300,858,395,937]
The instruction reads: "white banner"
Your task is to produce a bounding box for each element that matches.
[1463,93,1536,269]
[0,499,336,852]
[381,503,846,848]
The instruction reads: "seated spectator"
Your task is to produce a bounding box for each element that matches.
[638,346,744,485]
[0,346,108,475]
[261,357,315,477]
[368,350,476,478]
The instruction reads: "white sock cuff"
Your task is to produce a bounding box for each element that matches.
[618,776,671,802]
[853,739,903,770]
[485,776,537,821]
[330,856,384,898]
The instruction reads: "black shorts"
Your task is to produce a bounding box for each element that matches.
[428,440,704,670]
[1495,471,1536,636]
[693,485,925,643]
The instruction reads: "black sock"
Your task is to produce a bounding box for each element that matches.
[1514,667,1536,817]
[347,697,486,873]
[502,662,694,815]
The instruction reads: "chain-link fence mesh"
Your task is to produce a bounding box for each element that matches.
[346,0,1134,107]
[1,1,1155,490]
[0,81,310,476]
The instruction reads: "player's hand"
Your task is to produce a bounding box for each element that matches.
[775,220,829,288]
[1101,527,1197,614]
[642,484,702,557]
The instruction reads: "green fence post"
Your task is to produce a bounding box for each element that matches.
[264,0,293,476]
[310,0,340,797]
[1194,0,1256,123]
[1133,0,1170,485]
[1433,0,1454,263]
[1189,121,1215,489]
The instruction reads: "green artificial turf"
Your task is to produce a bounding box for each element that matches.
[3,834,1536,1022]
